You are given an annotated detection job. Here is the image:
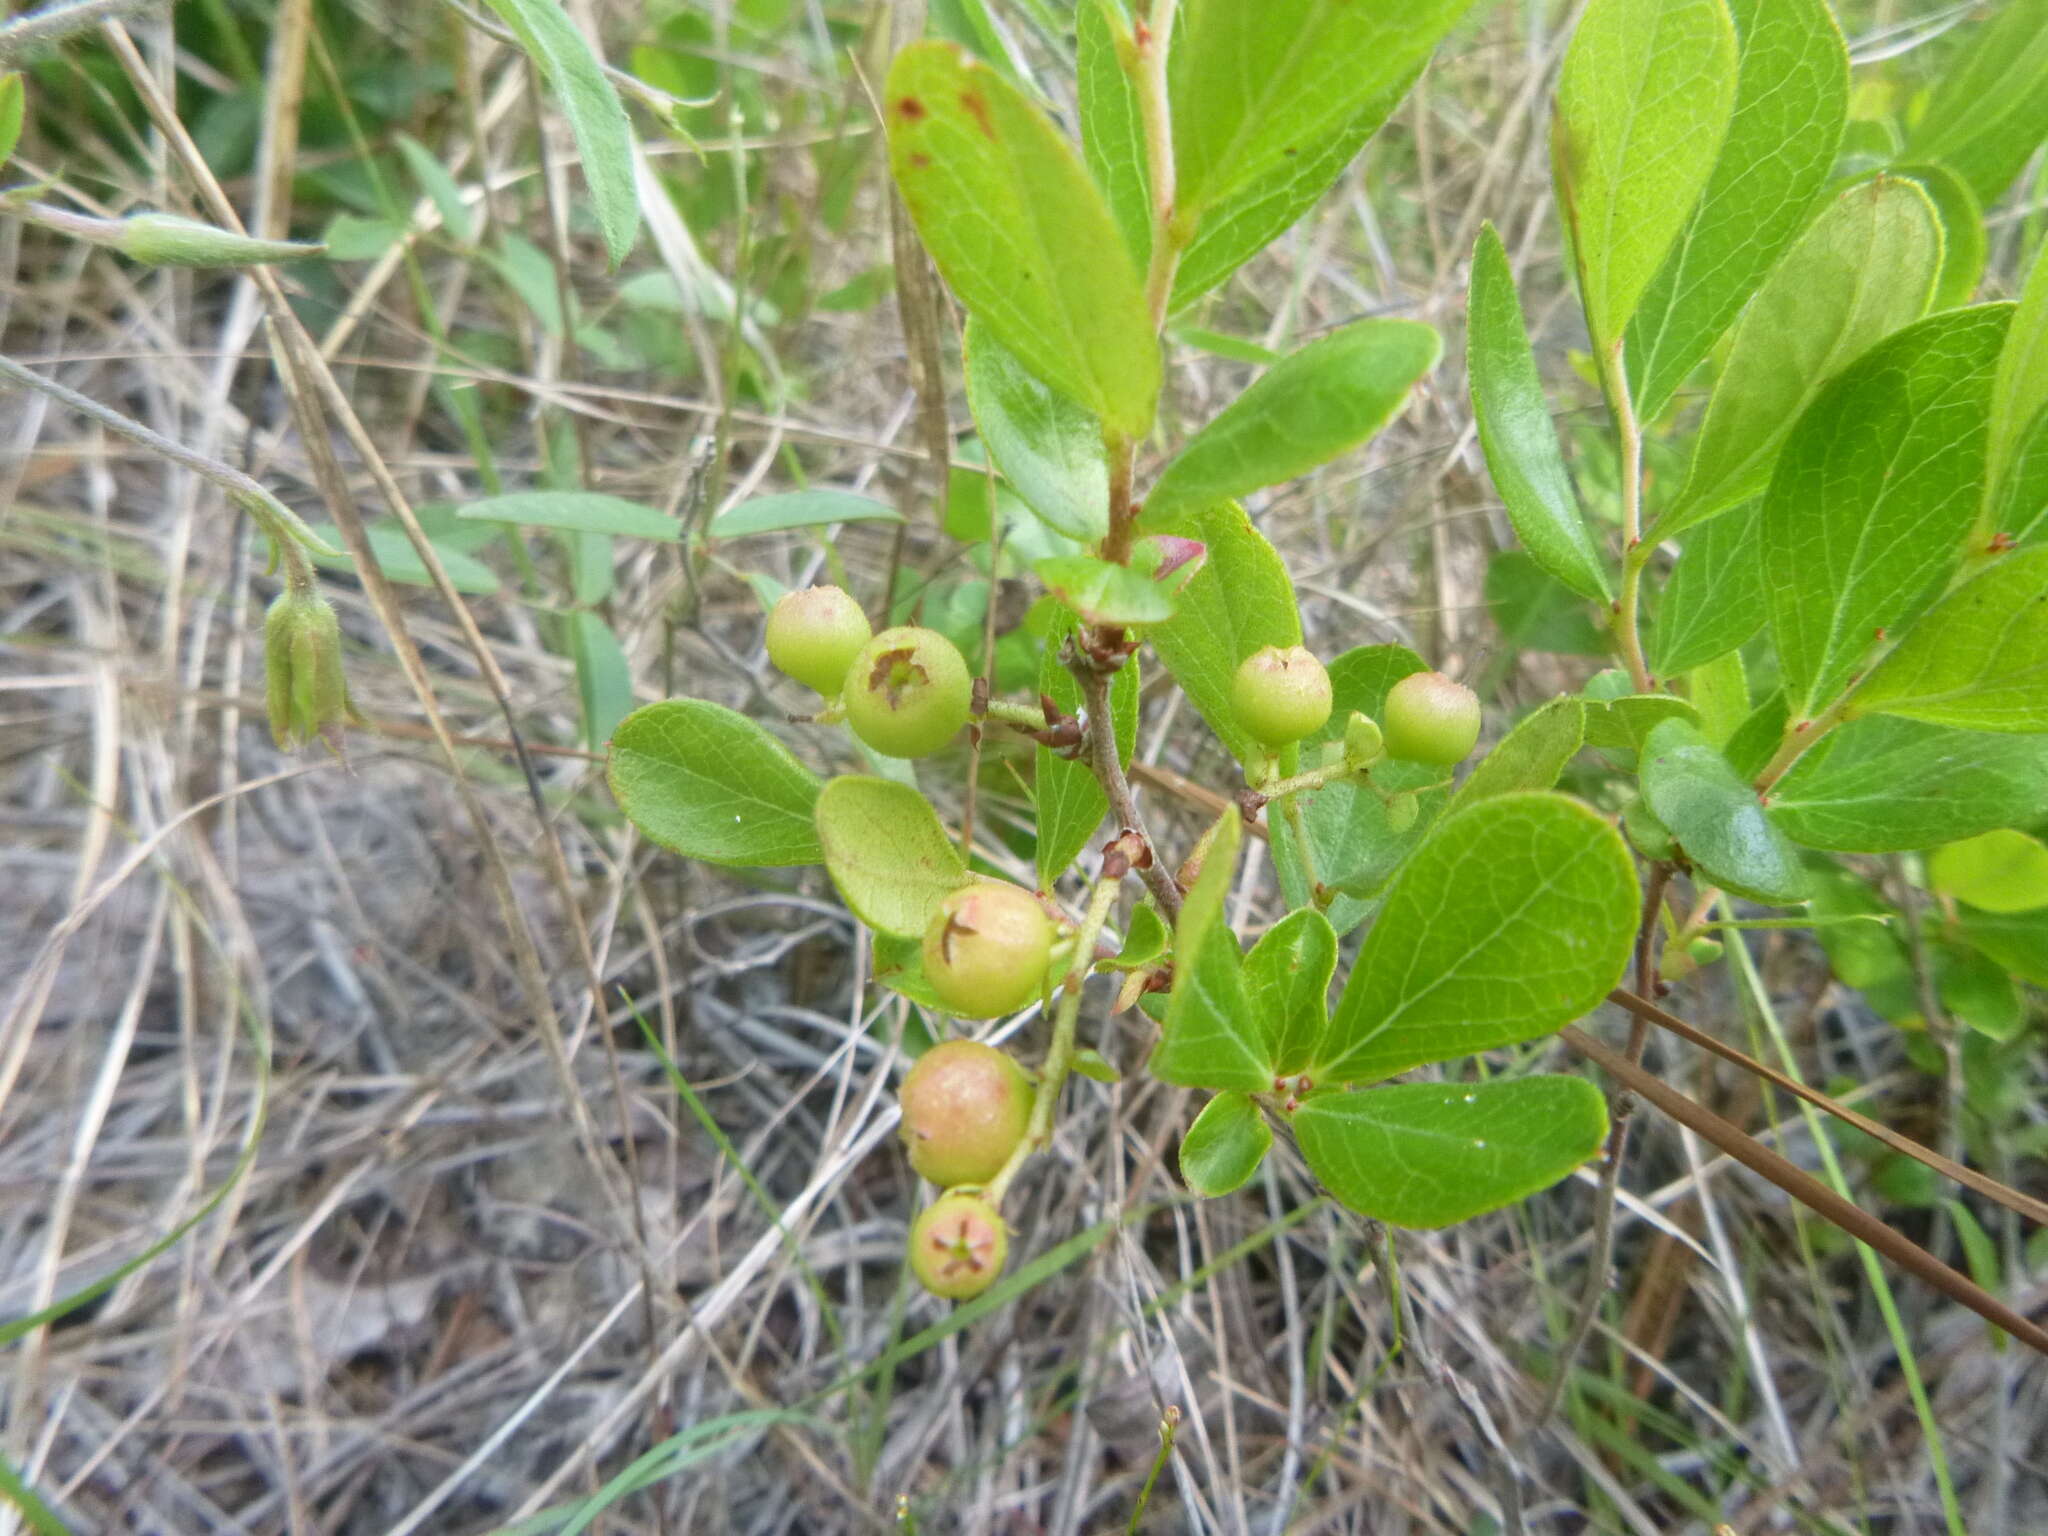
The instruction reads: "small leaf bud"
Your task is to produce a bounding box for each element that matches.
[1343,711,1385,771]
[117,212,325,268]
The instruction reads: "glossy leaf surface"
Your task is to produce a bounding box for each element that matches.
[965,319,1109,542]
[1179,1092,1273,1198]
[1762,304,2010,719]
[1467,224,1609,600]
[1152,813,1274,1092]
[1769,718,2048,854]
[1639,717,1805,902]
[1847,548,2048,734]
[1318,793,1638,1084]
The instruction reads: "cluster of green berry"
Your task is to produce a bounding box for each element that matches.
[766,590,1483,1301]
[770,586,1066,1299]
[766,584,972,759]
[1229,643,1482,767]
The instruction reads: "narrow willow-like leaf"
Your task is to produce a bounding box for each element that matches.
[1902,0,2048,206]
[480,0,639,266]
[1553,0,1738,351]
[1144,503,1302,765]
[1170,0,1477,216]
[1447,696,1585,813]
[1847,548,2048,733]
[459,490,679,539]
[710,490,903,539]
[1247,909,1338,1077]
[1152,813,1275,1092]
[1295,1076,1608,1228]
[964,319,1108,542]
[1317,793,1638,1085]
[1762,304,2011,720]
[1467,224,1609,600]
[1624,0,1847,419]
[608,700,822,867]
[814,776,970,939]
[1145,320,1440,525]
[570,611,634,749]
[1771,717,2048,853]
[1179,1092,1273,1197]
[886,41,1158,436]
[1639,717,1805,902]
[1649,503,1766,675]
[1663,176,1942,535]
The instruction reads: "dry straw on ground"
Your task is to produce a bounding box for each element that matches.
[2,2,2043,1532]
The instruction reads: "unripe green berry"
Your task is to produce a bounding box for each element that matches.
[1381,671,1481,766]
[1231,645,1333,749]
[908,1191,1009,1300]
[923,882,1055,1020]
[766,585,872,695]
[898,1038,1035,1185]
[843,625,973,757]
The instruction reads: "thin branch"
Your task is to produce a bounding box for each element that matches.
[1079,656,1183,925]
[1560,1023,2048,1360]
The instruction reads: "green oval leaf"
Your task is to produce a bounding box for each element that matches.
[1447,695,1586,814]
[964,319,1109,542]
[1663,175,1943,535]
[1247,909,1338,1078]
[1896,162,1987,313]
[458,491,679,540]
[1295,1076,1608,1228]
[1623,0,1847,419]
[1649,503,1767,675]
[1170,0,1480,217]
[1145,320,1440,526]
[1847,547,2048,734]
[1929,830,2048,916]
[479,0,639,266]
[710,490,903,539]
[1639,716,1805,902]
[885,41,1158,437]
[814,776,970,940]
[1179,1092,1273,1198]
[1554,0,1738,351]
[1143,503,1303,765]
[1769,717,2048,854]
[1033,555,1177,627]
[607,700,823,867]
[1151,812,1274,1093]
[1762,304,2012,719]
[1317,793,1639,1085]
[1467,224,1610,601]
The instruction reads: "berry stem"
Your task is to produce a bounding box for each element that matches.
[1752,694,1852,794]
[985,872,1121,1209]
